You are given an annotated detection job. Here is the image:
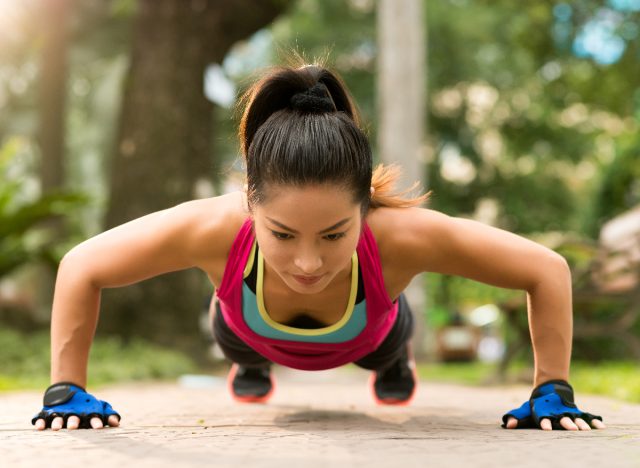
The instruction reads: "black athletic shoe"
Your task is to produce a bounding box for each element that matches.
[227,364,275,403]
[369,345,417,405]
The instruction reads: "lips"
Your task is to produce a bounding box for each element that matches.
[293,275,323,285]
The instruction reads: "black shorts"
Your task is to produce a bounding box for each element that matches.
[212,293,414,371]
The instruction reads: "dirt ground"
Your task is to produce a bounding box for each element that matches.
[2,368,639,468]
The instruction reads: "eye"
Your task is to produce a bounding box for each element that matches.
[324,233,346,241]
[271,231,292,240]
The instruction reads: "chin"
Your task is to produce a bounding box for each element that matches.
[285,276,329,294]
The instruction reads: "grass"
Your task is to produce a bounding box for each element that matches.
[0,327,199,393]
[416,360,640,404]
[417,361,503,386]
[570,361,640,404]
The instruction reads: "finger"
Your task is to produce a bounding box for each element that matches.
[66,416,80,430]
[591,419,606,429]
[574,417,591,431]
[108,415,120,427]
[506,417,518,429]
[51,416,64,431]
[35,418,46,431]
[540,418,553,431]
[559,416,578,431]
[90,417,104,429]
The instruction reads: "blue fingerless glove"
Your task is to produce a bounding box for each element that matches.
[31,382,121,429]
[501,379,603,430]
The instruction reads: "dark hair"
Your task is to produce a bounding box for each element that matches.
[238,64,430,215]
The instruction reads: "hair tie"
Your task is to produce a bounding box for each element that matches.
[290,83,337,113]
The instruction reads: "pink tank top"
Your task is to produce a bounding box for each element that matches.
[215,217,399,371]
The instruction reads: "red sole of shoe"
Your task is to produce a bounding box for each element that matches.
[369,348,418,406]
[227,363,275,404]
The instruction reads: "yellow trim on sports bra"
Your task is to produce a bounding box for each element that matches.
[243,241,257,279]
[255,242,359,336]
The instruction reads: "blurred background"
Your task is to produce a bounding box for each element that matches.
[1,0,639,400]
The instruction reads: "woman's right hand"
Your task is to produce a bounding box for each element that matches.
[32,382,121,431]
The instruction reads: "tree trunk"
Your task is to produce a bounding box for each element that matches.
[377,0,431,358]
[36,0,72,323]
[99,0,288,360]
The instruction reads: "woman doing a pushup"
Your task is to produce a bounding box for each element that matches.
[32,63,605,432]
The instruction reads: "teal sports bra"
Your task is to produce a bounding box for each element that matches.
[241,240,367,343]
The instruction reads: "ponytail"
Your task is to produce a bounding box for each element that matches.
[370,164,432,209]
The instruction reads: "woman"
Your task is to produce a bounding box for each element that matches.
[32,64,605,432]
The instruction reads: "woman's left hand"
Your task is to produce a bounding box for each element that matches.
[502,379,606,430]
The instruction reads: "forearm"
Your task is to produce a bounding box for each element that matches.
[50,256,101,388]
[526,258,573,387]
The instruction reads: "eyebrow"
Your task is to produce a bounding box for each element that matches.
[266,217,352,235]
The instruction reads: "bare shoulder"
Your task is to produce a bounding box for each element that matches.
[171,191,247,245]
[174,191,249,282]
[365,206,450,275]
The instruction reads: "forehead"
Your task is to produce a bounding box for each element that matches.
[262,183,355,205]
[256,184,359,219]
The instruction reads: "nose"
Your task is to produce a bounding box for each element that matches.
[293,247,323,275]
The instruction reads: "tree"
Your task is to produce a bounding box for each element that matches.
[99,0,291,358]
[36,0,73,321]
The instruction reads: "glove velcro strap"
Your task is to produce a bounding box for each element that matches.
[530,379,576,407]
[43,382,86,407]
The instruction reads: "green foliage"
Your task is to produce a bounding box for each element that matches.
[582,135,640,238]
[425,272,521,311]
[426,304,454,328]
[571,360,640,403]
[417,361,501,386]
[0,327,198,392]
[0,139,88,277]
[416,360,640,403]
[425,0,640,235]
[87,335,200,385]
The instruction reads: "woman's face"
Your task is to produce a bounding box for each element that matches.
[251,183,362,295]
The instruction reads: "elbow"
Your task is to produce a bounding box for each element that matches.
[527,250,571,293]
[58,247,101,291]
[539,250,572,289]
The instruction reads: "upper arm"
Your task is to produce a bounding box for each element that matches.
[394,207,568,292]
[61,194,239,289]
